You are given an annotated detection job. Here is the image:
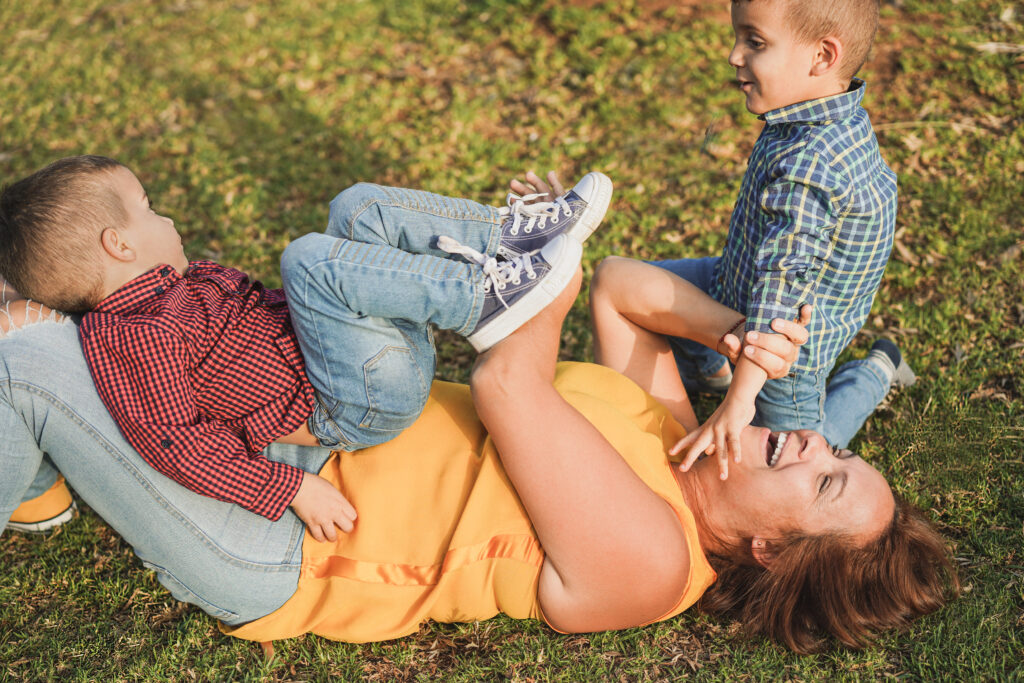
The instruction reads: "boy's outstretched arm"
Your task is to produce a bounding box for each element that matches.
[289,472,357,542]
[672,307,812,478]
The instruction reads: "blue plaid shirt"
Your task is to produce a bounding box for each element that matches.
[710,80,897,373]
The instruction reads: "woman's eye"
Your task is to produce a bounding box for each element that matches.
[748,38,765,48]
[818,475,831,493]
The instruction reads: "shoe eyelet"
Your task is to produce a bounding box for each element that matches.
[528,273,537,280]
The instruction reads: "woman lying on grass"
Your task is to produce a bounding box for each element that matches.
[0,268,956,653]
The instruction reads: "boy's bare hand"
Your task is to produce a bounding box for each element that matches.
[672,305,812,478]
[718,305,812,378]
[670,394,754,480]
[290,472,357,542]
[508,170,565,203]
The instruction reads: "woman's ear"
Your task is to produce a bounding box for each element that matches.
[811,35,843,78]
[751,536,777,569]
[100,227,136,263]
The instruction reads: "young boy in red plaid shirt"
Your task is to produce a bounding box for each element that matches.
[0,156,611,540]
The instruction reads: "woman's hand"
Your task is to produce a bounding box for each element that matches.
[0,275,25,304]
[508,170,565,203]
[717,305,812,378]
[671,305,812,479]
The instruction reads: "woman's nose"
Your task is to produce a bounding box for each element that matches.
[795,432,821,461]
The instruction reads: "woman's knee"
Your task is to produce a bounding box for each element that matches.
[327,182,388,239]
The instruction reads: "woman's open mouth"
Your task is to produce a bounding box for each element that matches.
[765,431,788,467]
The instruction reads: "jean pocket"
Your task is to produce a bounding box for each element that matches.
[360,345,430,433]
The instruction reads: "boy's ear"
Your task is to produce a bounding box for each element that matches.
[751,536,778,569]
[811,35,843,77]
[100,227,136,263]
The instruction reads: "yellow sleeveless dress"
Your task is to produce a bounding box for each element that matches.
[223,362,716,643]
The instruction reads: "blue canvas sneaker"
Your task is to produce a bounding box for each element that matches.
[439,234,582,352]
[496,171,612,259]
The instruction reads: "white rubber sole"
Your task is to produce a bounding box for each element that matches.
[566,171,613,245]
[5,501,77,534]
[468,236,582,352]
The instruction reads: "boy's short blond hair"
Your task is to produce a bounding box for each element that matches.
[0,155,126,313]
[737,0,880,81]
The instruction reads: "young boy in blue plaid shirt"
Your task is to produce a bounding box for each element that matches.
[581,0,915,478]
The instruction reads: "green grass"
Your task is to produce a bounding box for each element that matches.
[2,0,1023,679]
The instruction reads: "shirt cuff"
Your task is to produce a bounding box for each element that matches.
[745,301,801,334]
[248,462,305,521]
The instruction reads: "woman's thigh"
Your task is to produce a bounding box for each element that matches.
[0,317,326,624]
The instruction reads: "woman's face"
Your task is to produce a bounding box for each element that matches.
[698,427,895,545]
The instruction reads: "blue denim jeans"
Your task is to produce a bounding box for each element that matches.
[0,317,329,624]
[649,257,891,448]
[281,183,503,450]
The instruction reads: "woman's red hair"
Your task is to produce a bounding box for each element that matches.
[699,495,959,653]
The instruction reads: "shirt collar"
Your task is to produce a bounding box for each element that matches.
[94,264,182,315]
[760,78,865,125]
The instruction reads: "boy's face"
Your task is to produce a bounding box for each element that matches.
[111,166,188,275]
[728,1,826,115]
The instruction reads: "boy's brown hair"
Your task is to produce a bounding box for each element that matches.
[0,155,126,313]
[737,0,881,81]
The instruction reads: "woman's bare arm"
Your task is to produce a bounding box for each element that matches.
[589,257,746,430]
[0,275,24,304]
[471,270,689,633]
[590,256,811,433]
[0,275,64,335]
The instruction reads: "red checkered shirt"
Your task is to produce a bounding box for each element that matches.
[79,261,315,520]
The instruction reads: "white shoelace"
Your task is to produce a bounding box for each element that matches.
[437,236,539,310]
[498,192,572,235]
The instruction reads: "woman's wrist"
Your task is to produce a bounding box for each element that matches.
[719,316,746,345]
[0,276,26,304]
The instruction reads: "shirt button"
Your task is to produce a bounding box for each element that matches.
[155,286,165,295]
[159,267,171,276]
[160,439,172,448]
